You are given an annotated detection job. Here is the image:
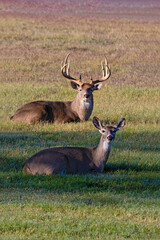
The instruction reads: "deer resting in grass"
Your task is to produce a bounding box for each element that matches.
[23,117,125,175]
[10,54,111,124]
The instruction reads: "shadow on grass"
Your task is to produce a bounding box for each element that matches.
[0,130,160,173]
[105,162,159,172]
[0,129,160,150]
[1,156,159,174]
[0,130,160,198]
[0,171,160,197]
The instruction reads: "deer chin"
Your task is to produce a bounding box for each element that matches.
[83,97,91,103]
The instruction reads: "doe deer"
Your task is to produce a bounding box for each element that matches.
[10,54,111,124]
[23,117,125,175]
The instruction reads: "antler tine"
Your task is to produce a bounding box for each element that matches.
[92,57,111,84]
[90,76,93,84]
[100,56,111,81]
[101,60,105,79]
[65,53,70,75]
[61,53,78,81]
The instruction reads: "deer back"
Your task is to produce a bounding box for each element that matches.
[23,147,93,175]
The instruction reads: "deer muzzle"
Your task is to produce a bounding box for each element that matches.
[107,135,114,141]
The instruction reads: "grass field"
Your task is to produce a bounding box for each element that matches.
[0,0,160,239]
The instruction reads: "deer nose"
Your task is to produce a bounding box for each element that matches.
[107,135,114,141]
[84,93,90,98]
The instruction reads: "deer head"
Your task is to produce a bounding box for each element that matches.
[93,117,126,149]
[61,54,111,103]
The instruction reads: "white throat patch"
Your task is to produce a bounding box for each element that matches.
[103,139,113,151]
[81,99,91,109]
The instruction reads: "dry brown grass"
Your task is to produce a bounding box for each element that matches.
[0,0,160,87]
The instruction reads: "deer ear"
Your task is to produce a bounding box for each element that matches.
[93,117,103,130]
[91,83,103,91]
[114,118,126,131]
[70,81,79,90]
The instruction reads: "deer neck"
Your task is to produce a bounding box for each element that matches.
[92,136,113,172]
[71,95,93,121]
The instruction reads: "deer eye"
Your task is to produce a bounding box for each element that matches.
[102,130,105,133]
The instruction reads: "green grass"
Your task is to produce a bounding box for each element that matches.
[0,100,160,239]
[1,82,159,124]
[0,174,160,239]
[0,1,160,239]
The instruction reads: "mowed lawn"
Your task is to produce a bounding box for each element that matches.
[0,1,160,239]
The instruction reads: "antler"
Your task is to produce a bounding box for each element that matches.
[90,57,111,85]
[61,53,82,85]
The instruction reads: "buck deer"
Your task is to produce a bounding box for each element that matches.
[10,54,111,124]
[23,117,125,175]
